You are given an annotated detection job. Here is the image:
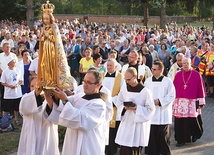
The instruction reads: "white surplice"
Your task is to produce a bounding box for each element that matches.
[121,63,152,80]
[102,71,126,120]
[75,85,113,145]
[17,91,59,155]
[48,93,106,155]
[144,76,176,125]
[115,86,155,147]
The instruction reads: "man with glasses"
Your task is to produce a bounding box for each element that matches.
[121,50,152,83]
[47,70,108,155]
[144,61,175,155]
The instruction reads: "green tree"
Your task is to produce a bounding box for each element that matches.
[26,0,34,29]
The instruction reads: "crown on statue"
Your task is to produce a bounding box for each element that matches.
[41,0,55,14]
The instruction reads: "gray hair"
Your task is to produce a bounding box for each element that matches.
[176,53,185,59]
[107,58,117,66]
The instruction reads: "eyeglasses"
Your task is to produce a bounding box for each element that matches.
[82,80,97,85]
[125,77,133,81]
[151,68,160,71]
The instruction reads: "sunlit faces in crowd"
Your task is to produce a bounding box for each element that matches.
[182,57,191,71]
[124,67,138,86]
[106,58,117,74]
[83,70,102,95]
[128,51,139,65]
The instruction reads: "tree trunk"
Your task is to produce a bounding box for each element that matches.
[160,0,166,30]
[143,1,149,27]
[26,0,34,30]
[213,16,214,29]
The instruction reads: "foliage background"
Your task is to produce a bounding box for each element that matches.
[0,0,213,21]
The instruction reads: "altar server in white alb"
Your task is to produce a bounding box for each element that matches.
[48,70,107,155]
[121,51,152,83]
[102,58,126,155]
[75,68,113,147]
[115,67,155,155]
[17,76,60,155]
[144,61,175,155]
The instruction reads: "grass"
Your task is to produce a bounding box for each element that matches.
[0,119,65,155]
[0,124,22,155]
[128,21,213,29]
[176,21,213,29]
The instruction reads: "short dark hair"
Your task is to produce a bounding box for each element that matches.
[87,69,103,84]
[93,45,99,50]
[161,43,167,50]
[29,75,37,85]
[153,61,164,70]
[93,53,102,62]
[21,49,30,56]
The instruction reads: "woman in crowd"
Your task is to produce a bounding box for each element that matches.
[90,53,106,73]
[158,43,170,74]
[79,47,94,84]
[17,49,31,94]
[15,44,27,62]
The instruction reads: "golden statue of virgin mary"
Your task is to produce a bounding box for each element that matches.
[37,0,73,90]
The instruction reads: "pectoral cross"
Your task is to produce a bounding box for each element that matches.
[184,84,187,89]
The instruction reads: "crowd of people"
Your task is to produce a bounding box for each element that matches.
[0,15,213,155]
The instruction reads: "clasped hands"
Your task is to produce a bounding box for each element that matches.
[9,80,23,89]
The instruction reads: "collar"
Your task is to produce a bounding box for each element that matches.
[82,93,101,100]
[152,75,164,82]
[3,52,11,56]
[105,72,116,77]
[129,63,138,68]
[127,83,144,92]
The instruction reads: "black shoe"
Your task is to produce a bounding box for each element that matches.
[208,93,214,98]
[192,136,197,142]
[176,142,185,147]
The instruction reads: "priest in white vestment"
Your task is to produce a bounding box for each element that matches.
[144,61,176,155]
[48,70,107,155]
[102,58,126,155]
[115,67,155,155]
[17,77,60,155]
[121,51,152,83]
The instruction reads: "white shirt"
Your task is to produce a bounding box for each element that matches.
[0,39,14,48]
[0,67,23,99]
[29,57,38,74]
[0,52,17,71]
[121,64,152,80]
